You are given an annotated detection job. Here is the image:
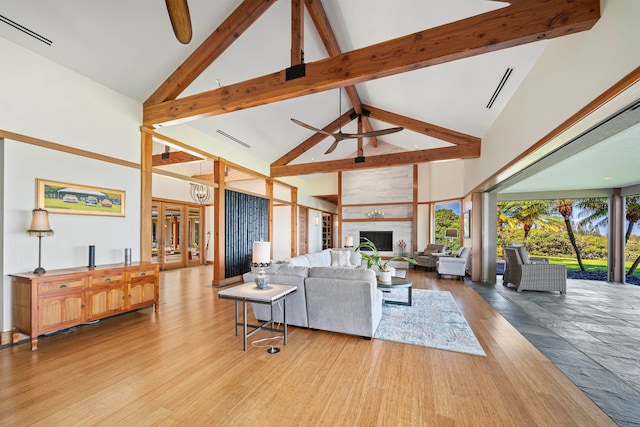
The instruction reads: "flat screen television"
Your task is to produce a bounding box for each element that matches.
[359,231,393,252]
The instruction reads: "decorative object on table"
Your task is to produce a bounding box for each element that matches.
[397,239,407,257]
[445,228,458,252]
[124,248,132,264]
[375,289,486,356]
[355,237,416,283]
[36,178,125,217]
[344,236,354,248]
[88,245,96,268]
[27,208,54,274]
[367,210,384,219]
[252,241,271,289]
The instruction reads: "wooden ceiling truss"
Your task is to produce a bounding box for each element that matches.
[143,0,600,177]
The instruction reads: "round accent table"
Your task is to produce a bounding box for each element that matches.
[376,276,412,306]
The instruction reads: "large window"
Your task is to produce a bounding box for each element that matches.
[435,201,461,252]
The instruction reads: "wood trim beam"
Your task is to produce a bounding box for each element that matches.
[304,0,377,145]
[212,159,227,286]
[152,151,203,166]
[291,0,303,65]
[362,104,480,146]
[144,0,276,105]
[271,109,355,166]
[140,132,153,262]
[271,143,480,177]
[141,127,219,161]
[144,0,599,127]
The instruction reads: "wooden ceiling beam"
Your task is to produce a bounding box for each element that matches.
[304,0,377,146]
[271,109,355,166]
[152,151,203,166]
[362,104,480,146]
[144,0,276,106]
[270,143,481,177]
[291,0,304,65]
[144,0,599,127]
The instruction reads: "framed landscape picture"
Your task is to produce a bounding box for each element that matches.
[36,178,126,217]
[463,210,471,238]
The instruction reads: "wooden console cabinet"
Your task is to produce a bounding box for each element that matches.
[10,262,159,351]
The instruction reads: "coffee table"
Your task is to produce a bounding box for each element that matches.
[377,276,412,306]
[218,283,297,351]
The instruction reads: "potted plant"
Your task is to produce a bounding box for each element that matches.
[355,237,417,282]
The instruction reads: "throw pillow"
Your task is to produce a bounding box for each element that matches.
[330,249,350,266]
[423,249,437,256]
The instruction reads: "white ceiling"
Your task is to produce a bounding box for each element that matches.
[1,0,638,194]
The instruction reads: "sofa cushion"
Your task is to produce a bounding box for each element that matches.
[423,249,438,256]
[289,255,311,267]
[330,249,351,266]
[304,249,331,267]
[275,265,310,277]
[309,266,375,281]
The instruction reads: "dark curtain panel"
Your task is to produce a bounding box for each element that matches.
[225,190,269,277]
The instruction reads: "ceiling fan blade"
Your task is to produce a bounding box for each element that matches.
[290,118,333,137]
[166,0,192,44]
[325,139,341,154]
[342,127,405,139]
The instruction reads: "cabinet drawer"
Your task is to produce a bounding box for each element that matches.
[39,279,83,294]
[130,269,156,280]
[90,274,124,287]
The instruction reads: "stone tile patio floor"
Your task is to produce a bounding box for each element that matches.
[467,277,640,427]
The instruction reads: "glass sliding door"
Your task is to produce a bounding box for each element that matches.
[187,207,203,266]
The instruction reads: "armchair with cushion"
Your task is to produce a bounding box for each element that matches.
[503,246,566,294]
[436,247,470,280]
[413,244,446,271]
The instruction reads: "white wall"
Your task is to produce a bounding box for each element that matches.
[272,205,292,260]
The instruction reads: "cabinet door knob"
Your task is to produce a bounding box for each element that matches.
[140,272,146,276]
[105,278,111,282]
[59,284,67,288]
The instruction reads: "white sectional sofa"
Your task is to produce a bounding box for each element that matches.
[242,249,383,338]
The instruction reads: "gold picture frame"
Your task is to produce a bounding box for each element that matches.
[36,178,126,217]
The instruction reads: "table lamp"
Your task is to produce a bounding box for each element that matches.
[28,208,54,274]
[445,229,458,252]
[252,241,271,289]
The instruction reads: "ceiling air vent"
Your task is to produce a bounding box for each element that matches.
[486,68,513,109]
[216,129,251,149]
[0,14,52,46]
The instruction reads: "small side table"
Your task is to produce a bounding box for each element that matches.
[377,276,413,306]
[218,283,297,351]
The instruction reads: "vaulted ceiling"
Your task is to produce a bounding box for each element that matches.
[1,0,603,181]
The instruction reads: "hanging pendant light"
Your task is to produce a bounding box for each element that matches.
[190,161,211,204]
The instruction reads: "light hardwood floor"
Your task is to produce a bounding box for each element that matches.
[0,266,614,426]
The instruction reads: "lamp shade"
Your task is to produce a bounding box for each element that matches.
[28,208,53,235]
[445,229,458,238]
[345,236,354,247]
[252,241,271,264]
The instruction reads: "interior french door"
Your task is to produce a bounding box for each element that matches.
[152,200,204,270]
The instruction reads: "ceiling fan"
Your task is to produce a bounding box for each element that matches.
[165,0,192,44]
[291,90,404,154]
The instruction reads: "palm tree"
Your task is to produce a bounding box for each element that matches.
[577,196,640,275]
[624,196,640,274]
[556,199,586,271]
[511,200,562,246]
[497,202,519,253]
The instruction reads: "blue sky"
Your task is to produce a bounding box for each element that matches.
[435,202,461,215]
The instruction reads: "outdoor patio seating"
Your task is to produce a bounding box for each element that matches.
[503,246,567,294]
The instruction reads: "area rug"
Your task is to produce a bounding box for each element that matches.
[374,289,486,356]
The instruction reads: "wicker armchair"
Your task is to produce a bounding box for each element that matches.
[503,247,567,294]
